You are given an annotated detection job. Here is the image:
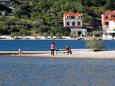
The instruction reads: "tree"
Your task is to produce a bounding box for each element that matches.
[1,0,115,36]
[10,32,19,38]
[38,25,49,34]
[19,29,30,36]
[56,33,63,38]
[13,1,32,18]
[105,0,115,10]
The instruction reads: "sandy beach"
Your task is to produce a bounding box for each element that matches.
[1,49,115,59]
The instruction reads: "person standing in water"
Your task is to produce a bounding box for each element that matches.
[50,42,56,56]
[18,48,22,55]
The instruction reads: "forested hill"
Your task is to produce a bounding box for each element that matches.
[14,0,115,19]
[0,0,115,36]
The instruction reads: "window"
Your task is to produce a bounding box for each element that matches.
[71,16,75,19]
[78,22,81,26]
[105,16,108,19]
[72,22,75,26]
[111,15,115,17]
[67,22,69,25]
[105,22,108,25]
[78,16,81,18]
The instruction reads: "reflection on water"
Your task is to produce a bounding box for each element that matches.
[0,57,115,86]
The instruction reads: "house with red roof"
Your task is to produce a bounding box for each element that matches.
[101,11,115,38]
[63,13,86,37]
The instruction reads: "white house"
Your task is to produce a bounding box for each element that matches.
[101,11,115,38]
[63,13,86,37]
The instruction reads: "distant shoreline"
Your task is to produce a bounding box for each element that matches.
[0,35,115,40]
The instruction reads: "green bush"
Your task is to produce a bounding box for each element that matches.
[86,37,103,51]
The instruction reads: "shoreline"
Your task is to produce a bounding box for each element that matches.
[1,49,115,59]
[0,35,115,40]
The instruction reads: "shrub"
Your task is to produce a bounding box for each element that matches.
[86,37,103,51]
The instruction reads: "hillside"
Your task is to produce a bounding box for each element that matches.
[0,0,115,36]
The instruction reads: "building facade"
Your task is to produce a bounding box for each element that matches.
[63,13,86,37]
[101,11,115,38]
[109,20,115,30]
[102,11,115,30]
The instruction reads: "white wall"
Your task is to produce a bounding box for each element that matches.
[109,21,115,30]
[101,15,105,30]
[63,16,82,27]
[71,28,86,35]
[63,15,86,36]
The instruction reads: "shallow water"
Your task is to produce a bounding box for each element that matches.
[0,57,115,86]
[0,40,115,51]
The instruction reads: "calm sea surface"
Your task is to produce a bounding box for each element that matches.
[0,40,115,51]
[0,57,115,86]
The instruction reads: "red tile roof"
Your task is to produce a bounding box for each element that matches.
[64,13,83,17]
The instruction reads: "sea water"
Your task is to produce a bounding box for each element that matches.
[0,57,115,86]
[0,40,115,51]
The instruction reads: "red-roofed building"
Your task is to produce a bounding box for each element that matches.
[102,11,115,30]
[101,11,115,38]
[63,13,86,37]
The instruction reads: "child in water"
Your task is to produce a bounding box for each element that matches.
[18,48,22,55]
[65,46,72,55]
